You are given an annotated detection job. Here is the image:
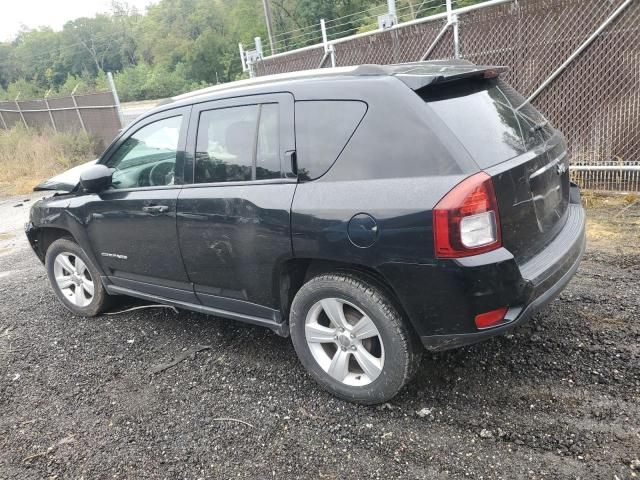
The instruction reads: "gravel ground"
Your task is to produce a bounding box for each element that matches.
[0,194,638,479]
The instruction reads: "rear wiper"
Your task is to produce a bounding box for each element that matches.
[529,120,549,134]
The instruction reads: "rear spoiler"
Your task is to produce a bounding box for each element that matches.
[393,65,509,91]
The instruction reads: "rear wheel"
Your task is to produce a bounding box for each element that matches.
[45,238,111,317]
[289,272,421,404]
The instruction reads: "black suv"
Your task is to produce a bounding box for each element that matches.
[26,61,585,404]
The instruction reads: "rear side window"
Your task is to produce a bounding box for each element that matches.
[295,100,367,180]
[195,103,281,183]
[421,78,552,169]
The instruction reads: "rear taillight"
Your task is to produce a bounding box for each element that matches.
[433,172,502,258]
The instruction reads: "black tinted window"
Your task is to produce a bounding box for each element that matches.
[195,104,282,183]
[256,103,280,180]
[422,78,551,168]
[295,100,367,180]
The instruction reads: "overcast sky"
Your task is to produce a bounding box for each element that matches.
[1,0,158,42]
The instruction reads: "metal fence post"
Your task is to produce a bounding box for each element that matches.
[70,84,87,132]
[239,43,248,73]
[15,93,28,128]
[44,89,57,132]
[107,72,125,129]
[319,19,336,68]
[321,18,328,53]
[452,13,460,58]
[387,0,397,17]
[246,37,264,78]
[446,0,460,58]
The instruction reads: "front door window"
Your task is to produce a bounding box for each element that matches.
[106,115,183,189]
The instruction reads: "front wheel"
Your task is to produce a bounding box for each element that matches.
[289,272,422,404]
[45,237,112,317]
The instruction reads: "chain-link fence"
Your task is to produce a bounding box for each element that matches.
[0,90,123,151]
[252,0,640,193]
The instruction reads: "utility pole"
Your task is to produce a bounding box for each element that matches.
[262,0,276,55]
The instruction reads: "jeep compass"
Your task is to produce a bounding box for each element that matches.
[26,61,586,404]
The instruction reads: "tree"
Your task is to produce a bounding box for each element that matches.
[61,16,125,75]
[0,0,494,102]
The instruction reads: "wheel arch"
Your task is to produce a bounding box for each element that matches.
[27,226,76,263]
[276,258,412,332]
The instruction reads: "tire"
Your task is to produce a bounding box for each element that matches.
[289,272,422,404]
[45,237,112,317]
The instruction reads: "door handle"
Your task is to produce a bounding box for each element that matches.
[142,205,169,214]
[284,150,297,178]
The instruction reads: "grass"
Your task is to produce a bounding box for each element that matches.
[0,126,98,195]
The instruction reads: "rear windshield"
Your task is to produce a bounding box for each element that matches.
[420,78,554,168]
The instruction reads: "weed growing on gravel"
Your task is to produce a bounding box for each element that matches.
[0,126,98,194]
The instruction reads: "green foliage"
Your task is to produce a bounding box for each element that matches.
[112,63,204,101]
[0,0,489,102]
[137,63,204,100]
[112,63,150,101]
[0,78,46,101]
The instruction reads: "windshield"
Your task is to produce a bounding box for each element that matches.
[421,78,554,168]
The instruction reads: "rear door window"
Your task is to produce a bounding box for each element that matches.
[421,78,551,168]
[195,103,281,183]
[295,100,367,180]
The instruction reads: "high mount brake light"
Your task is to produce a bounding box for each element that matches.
[433,172,502,258]
[483,70,500,79]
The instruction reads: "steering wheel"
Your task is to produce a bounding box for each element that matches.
[149,161,174,186]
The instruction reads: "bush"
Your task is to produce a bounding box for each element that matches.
[0,126,98,194]
[0,78,45,101]
[113,64,150,101]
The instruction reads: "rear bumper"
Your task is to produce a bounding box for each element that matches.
[420,223,585,351]
[380,189,586,352]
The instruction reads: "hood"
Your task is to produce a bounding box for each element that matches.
[34,159,98,192]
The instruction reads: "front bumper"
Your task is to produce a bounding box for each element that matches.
[25,221,45,263]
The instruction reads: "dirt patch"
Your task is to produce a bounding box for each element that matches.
[584,192,640,255]
[0,197,638,479]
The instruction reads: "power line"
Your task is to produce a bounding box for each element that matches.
[272,27,323,48]
[271,2,387,40]
[323,4,388,25]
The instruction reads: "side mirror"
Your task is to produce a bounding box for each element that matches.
[79,165,113,193]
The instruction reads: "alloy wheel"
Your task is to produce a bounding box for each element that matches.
[53,252,95,308]
[304,298,385,386]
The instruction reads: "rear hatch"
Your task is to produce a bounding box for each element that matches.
[419,75,570,264]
